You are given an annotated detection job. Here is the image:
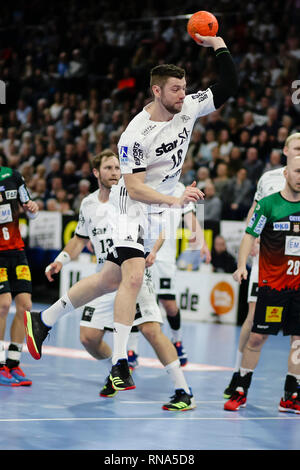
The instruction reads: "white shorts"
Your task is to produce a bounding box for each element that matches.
[79,267,163,330]
[247,254,259,303]
[110,206,166,255]
[153,259,177,297]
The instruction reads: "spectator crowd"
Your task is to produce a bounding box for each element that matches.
[0,0,299,223]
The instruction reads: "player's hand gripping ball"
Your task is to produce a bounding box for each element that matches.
[187,11,219,43]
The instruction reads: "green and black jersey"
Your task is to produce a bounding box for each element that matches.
[246,192,300,291]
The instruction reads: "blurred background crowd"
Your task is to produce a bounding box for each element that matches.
[0,0,299,224]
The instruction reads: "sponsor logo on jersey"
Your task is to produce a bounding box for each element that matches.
[265,306,283,323]
[290,215,300,222]
[18,184,30,203]
[0,203,12,223]
[0,186,5,191]
[155,127,190,156]
[0,268,8,283]
[5,190,17,199]
[162,167,181,183]
[133,142,144,166]
[191,90,209,102]
[273,222,290,231]
[285,236,300,256]
[119,146,129,163]
[16,265,31,281]
[248,212,258,228]
[141,124,156,136]
[253,215,267,235]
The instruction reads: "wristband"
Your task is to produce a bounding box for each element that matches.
[54,251,71,266]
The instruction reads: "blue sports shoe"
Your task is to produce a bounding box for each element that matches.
[127,350,139,371]
[0,366,21,387]
[10,366,32,386]
[173,341,188,367]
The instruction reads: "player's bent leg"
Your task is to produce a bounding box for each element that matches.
[160,298,188,366]
[24,261,121,361]
[80,326,111,360]
[139,321,177,366]
[109,257,145,391]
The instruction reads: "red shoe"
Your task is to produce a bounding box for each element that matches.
[278,394,300,414]
[224,390,247,411]
[10,366,32,386]
[0,366,21,387]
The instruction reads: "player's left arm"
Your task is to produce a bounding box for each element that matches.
[195,34,239,108]
[15,170,39,219]
[145,230,165,267]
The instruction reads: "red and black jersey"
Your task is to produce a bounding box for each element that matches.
[246,192,300,291]
[0,166,31,251]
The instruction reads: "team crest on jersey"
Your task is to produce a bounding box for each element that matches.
[293,223,300,233]
[180,115,191,123]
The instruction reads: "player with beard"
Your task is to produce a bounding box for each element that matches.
[24,33,238,402]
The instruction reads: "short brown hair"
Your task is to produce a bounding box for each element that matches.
[150,64,185,88]
[92,149,119,170]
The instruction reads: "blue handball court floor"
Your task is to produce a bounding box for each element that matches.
[1,302,300,455]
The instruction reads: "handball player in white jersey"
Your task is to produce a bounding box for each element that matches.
[25,32,238,396]
[43,151,196,410]
[127,181,211,369]
[224,132,300,399]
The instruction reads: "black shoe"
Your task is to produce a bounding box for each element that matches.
[224,372,239,399]
[24,311,51,360]
[162,388,196,411]
[99,376,118,398]
[109,359,136,391]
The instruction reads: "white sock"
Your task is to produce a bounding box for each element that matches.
[171,329,181,343]
[127,331,140,354]
[0,341,5,364]
[101,356,112,374]
[234,350,243,372]
[112,322,132,365]
[41,293,75,327]
[7,342,23,362]
[240,367,253,377]
[165,359,190,394]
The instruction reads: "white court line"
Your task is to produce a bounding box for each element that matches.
[0,416,299,422]
[4,342,233,372]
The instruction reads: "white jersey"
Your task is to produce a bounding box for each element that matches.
[254,166,286,201]
[112,88,216,215]
[75,190,114,271]
[156,182,195,263]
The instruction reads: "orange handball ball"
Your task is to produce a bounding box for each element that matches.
[187,11,219,42]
